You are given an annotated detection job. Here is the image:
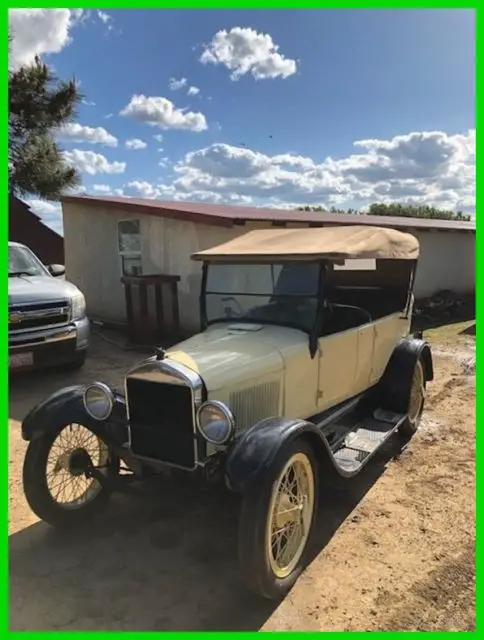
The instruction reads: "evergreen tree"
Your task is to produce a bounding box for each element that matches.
[9,35,82,199]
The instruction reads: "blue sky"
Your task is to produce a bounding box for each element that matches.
[9,9,475,233]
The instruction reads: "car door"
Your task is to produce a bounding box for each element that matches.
[369,313,409,385]
[317,321,375,411]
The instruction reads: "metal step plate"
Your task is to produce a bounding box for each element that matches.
[332,410,406,474]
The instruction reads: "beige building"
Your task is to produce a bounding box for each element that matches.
[61,195,476,334]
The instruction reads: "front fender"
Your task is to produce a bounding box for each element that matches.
[225,417,344,494]
[21,384,128,446]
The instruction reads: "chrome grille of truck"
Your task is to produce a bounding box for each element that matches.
[126,377,196,469]
[8,300,70,333]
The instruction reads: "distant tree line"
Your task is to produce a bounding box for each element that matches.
[298,203,471,222]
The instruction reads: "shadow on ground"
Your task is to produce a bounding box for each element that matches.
[9,435,407,631]
[460,323,476,337]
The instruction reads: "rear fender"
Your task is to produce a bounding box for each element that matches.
[21,384,129,448]
[378,337,434,412]
[225,417,345,494]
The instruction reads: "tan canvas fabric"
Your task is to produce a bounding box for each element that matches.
[192,225,419,262]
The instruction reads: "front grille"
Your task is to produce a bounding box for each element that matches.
[9,300,70,333]
[126,378,196,468]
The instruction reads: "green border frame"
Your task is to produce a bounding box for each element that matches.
[4,2,477,636]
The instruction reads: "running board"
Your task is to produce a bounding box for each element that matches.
[329,408,407,474]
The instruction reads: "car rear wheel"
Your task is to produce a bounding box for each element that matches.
[399,359,426,437]
[23,422,116,528]
[238,439,318,600]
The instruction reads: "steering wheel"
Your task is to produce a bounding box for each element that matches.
[221,296,243,317]
[332,303,372,323]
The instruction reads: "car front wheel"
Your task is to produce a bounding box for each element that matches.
[23,421,116,528]
[238,439,318,600]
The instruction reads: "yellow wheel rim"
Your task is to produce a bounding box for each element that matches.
[46,423,109,510]
[266,451,315,579]
[408,361,425,422]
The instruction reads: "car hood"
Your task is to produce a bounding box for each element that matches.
[167,323,307,393]
[8,275,79,305]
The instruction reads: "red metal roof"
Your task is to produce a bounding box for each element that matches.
[61,195,476,233]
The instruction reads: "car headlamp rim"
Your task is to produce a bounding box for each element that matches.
[71,291,86,320]
[196,400,235,445]
[83,382,115,421]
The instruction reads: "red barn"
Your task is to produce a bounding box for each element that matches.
[9,195,64,265]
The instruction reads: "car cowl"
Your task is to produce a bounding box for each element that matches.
[165,322,306,394]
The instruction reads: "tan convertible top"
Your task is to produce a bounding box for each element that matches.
[192,225,419,262]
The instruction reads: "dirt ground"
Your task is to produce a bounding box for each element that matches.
[8,322,476,631]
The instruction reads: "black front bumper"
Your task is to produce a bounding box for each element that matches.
[9,328,80,372]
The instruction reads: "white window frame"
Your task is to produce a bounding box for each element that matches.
[117,218,143,276]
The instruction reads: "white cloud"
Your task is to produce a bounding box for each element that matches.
[153,134,164,142]
[91,184,112,194]
[63,149,126,175]
[25,198,63,235]
[81,99,96,107]
[104,113,114,119]
[125,138,147,150]
[97,10,110,25]
[188,86,200,96]
[200,27,297,80]
[111,129,475,217]
[8,9,116,69]
[169,77,187,91]
[58,123,118,147]
[124,181,163,199]
[141,129,474,214]
[95,10,115,34]
[120,95,208,132]
[9,8,78,68]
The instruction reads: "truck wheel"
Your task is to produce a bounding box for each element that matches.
[23,421,115,528]
[238,438,318,600]
[399,359,426,437]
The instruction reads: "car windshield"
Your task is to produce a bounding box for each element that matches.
[204,262,321,332]
[9,245,48,277]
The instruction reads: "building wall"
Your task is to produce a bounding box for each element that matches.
[62,202,241,330]
[62,202,475,334]
[411,229,475,298]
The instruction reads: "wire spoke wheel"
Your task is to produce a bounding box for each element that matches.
[45,423,109,510]
[266,452,315,579]
[23,418,116,528]
[398,358,427,437]
[408,361,425,423]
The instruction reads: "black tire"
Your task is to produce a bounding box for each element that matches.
[398,359,427,437]
[22,422,114,528]
[238,438,319,600]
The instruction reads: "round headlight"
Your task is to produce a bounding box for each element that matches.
[196,401,235,445]
[83,382,114,421]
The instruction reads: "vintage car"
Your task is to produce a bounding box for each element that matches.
[21,225,433,600]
